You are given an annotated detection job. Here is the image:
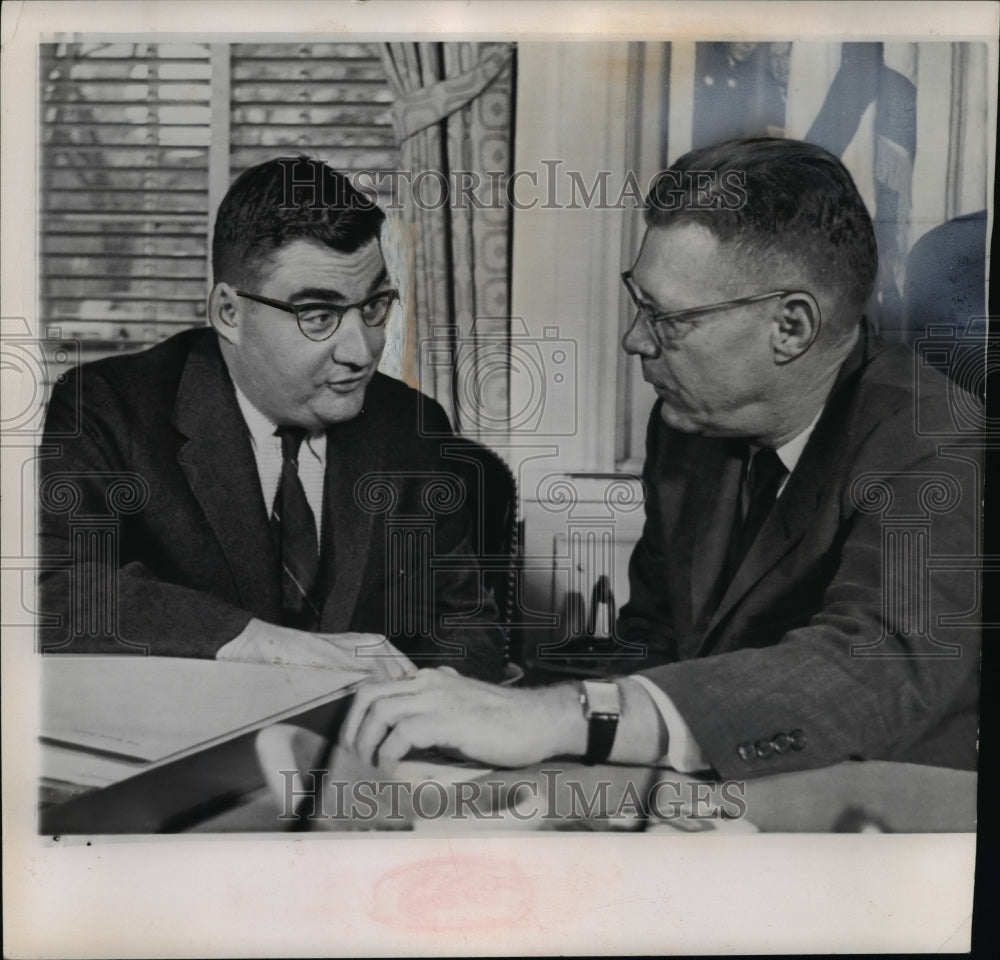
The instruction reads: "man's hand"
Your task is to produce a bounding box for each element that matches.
[339,666,587,772]
[217,618,415,682]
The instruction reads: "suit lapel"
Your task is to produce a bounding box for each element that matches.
[699,323,873,650]
[318,411,378,632]
[700,467,810,646]
[680,440,745,638]
[172,333,280,617]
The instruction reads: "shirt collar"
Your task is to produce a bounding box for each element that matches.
[232,383,278,451]
[772,405,824,475]
[232,384,327,460]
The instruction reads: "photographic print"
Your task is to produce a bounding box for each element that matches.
[2,1,995,956]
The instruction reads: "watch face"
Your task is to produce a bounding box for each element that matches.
[583,680,621,717]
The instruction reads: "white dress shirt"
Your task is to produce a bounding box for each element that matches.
[215,388,329,660]
[232,385,327,539]
[631,407,825,772]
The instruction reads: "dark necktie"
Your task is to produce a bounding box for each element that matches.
[725,446,788,582]
[271,427,320,629]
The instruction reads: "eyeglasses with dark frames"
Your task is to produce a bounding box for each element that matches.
[621,271,812,344]
[236,288,399,342]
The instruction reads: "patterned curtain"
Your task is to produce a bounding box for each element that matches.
[379,42,515,437]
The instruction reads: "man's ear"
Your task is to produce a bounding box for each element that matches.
[771,293,821,364]
[207,283,241,345]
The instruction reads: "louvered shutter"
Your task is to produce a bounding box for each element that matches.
[40,42,213,370]
[229,42,398,204]
[39,40,400,385]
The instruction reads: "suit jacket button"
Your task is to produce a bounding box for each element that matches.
[771,732,791,754]
[789,729,807,750]
[755,739,774,759]
[737,742,756,762]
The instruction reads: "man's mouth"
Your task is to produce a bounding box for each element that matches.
[324,374,368,393]
[643,372,672,394]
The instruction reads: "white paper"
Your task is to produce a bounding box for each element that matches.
[41,656,363,764]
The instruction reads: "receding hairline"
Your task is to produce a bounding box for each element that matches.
[636,218,866,343]
[641,139,877,329]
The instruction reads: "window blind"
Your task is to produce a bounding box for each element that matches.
[39,41,400,380]
[41,42,213,367]
[229,42,398,203]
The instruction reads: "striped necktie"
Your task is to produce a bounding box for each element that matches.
[271,427,320,629]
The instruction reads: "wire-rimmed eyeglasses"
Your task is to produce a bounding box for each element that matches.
[621,271,810,344]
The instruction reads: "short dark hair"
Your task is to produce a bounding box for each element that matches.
[645,138,878,326]
[211,156,386,286]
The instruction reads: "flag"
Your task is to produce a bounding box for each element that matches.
[805,42,918,334]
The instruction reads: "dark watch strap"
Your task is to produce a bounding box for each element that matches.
[584,712,619,765]
[580,680,621,765]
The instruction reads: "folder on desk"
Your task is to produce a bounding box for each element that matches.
[41,656,366,789]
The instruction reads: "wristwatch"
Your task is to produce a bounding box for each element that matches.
[580,679,622,765]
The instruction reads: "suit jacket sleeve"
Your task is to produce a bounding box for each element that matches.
[625,398,981,779]
[369,395,507,684]
[38,366,253,657]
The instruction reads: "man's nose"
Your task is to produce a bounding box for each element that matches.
[621,314,661,358]
[330,309,378,367]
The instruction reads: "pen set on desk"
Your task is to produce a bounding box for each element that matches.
[558,574,617,647]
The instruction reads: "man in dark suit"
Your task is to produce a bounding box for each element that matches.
[39,157,504,683]
[339,138,981,779]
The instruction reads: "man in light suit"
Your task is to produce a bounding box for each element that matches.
[339,138,981,778]
[39,157,505,682]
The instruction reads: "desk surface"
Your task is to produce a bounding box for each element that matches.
[39,697,353,835]
[187,756,977,835]
[41,671,978,836]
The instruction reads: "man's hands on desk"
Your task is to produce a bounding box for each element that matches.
[339,667,669,772]
[217,617,415,682]
[221,623,670,772]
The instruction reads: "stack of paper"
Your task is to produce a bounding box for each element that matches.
[40,656,366,790]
